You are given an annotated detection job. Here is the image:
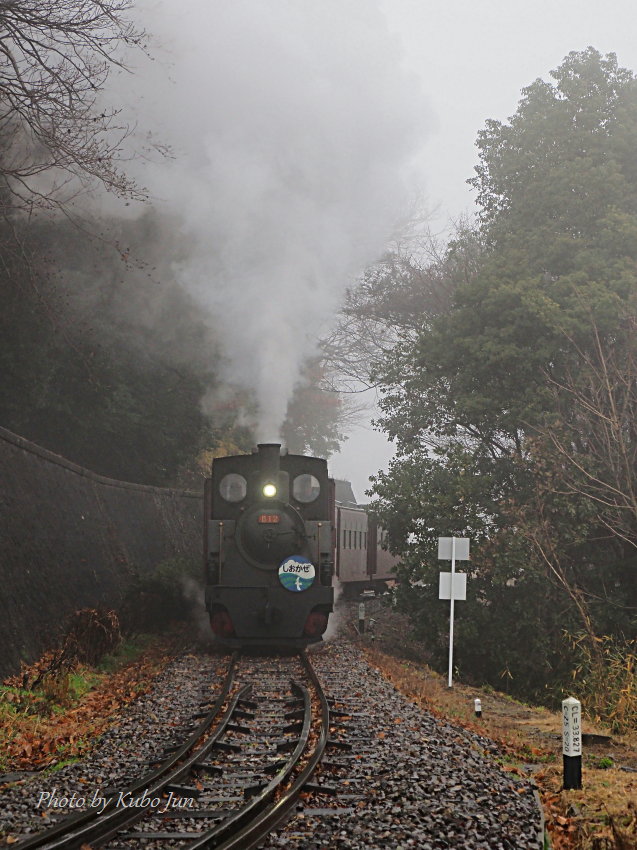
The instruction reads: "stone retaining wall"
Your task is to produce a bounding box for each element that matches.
[0,427,203,678]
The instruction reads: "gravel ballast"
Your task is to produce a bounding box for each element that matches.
[1,639,543,848]
[0,652,228,841]
[266,638,543,850]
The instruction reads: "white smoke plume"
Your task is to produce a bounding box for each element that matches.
[110,0,429,442]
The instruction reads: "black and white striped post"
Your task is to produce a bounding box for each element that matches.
[562,697,582,790]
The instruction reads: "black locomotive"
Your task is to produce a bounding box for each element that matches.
[204,444,335,647]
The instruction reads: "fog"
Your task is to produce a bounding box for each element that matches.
[104,0,429,444]
[336,0,637,496]
[84,0,637,494]
[381,0,637,227]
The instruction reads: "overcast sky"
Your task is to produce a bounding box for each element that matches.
[328,0,637,501]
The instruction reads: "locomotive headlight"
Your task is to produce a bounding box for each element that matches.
[262,483,277,498]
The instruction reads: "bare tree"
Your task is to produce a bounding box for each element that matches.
[0,0,146,212]
[543,309,637,550]
[321,220,482,394]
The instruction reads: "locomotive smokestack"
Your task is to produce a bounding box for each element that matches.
[258,444,282,499]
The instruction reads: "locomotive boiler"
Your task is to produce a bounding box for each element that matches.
[204,443,334,647]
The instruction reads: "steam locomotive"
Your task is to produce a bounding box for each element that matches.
[203,444,397,647]
[204,444,335,647]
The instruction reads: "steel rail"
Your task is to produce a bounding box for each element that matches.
[191,650,330,850]
[181,676,312,850]
[13,652,239,850]
[83,682,252,849]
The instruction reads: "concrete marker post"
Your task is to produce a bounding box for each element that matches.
[358,601,365,634]
[562,696,582,790]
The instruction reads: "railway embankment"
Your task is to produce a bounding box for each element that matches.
[342,597,637,850]
[0,427,203,679]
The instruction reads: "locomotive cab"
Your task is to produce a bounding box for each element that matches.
[204,443,334,647]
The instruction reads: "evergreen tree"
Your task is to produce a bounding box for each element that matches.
[369,49,637,703]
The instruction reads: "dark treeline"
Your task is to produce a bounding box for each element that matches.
[335,48,637,727]
[0,3,344,486]
[0,205,346,484]
[0,209,249,485]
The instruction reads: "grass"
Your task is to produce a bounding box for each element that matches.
[0,632,180,776]
[96,635,155,673]
[43,756,82,774]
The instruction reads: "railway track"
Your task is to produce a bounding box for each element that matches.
[3,640,546,849]
[11,651,330,850]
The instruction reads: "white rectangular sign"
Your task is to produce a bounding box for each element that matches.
[438,537,470,561]
[439,572,467,601]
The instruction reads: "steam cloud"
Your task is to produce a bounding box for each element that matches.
[113,0,428,443]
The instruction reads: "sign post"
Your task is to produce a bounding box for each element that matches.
[438,536,470,688]
[562,697,582,789]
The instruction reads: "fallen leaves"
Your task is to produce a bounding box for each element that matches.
[1,638,178,773]
[534,790,579,850]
